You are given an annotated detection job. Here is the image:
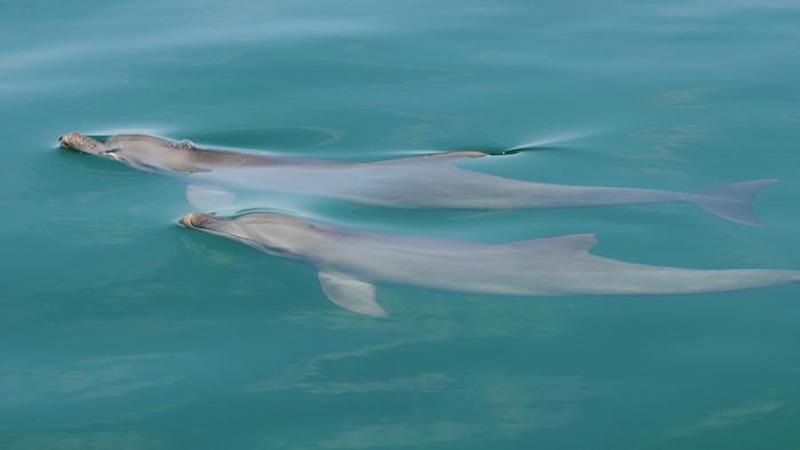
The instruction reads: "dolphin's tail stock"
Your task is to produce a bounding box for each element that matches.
[690,179,779,226]
[678,269,800,294]
[597,267,800,296]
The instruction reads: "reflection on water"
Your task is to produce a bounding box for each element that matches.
[0,353,189,408]
[663,400,784,440]
[8,431,169,450]
[188,125,344,150]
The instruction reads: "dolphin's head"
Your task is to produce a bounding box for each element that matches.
[180,211,334,258]
[60,132,200,173]
[59,132,112,156]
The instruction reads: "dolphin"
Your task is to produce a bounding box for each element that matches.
[179,211,800,317]
[60,132,777,225]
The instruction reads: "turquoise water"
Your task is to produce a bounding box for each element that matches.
[3,0,800,448]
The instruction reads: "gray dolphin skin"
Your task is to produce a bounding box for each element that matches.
[60,132,777,225]
[179,211,800,317]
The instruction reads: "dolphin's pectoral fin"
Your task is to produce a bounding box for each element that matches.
[186,184,237,211]
[511,233,598,255]
[167,158,210,174]
[318,271,387,317]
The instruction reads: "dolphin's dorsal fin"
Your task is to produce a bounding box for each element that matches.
[318,271,387,317]
[510,233,598,254]
[371,151,488,167]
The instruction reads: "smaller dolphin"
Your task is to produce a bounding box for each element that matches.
[61,132,777,226]
[179,211,800,317]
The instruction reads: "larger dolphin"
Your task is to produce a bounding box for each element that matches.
[179,211,800,316]
[60,132,777,225]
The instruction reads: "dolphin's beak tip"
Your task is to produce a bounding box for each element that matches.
[58,131,79,149]
[179,213,195,227]
[181,212,209,228]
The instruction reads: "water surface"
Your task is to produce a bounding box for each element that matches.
[2,0,800,448]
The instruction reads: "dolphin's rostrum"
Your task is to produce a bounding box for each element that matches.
[179,211,800,317]
[61,132,777,225]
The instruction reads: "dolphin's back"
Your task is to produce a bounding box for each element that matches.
[110,134,344,172]
[314,230,800,296]
[317,232,597,295]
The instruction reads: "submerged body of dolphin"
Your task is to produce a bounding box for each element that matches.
[60,132,777,225]
[179,211,800,317]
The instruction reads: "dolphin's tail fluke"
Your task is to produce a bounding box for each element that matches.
[691,179,779,226]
